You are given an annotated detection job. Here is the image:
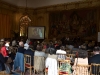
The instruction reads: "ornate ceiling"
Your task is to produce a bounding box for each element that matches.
[1,0,83,8]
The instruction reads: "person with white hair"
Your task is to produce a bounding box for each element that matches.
[18,41,26,54]
[14,41,26,73]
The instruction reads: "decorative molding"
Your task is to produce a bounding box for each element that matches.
[34,0,100,13]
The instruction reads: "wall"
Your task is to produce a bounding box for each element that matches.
[0,1,17,39]
[0,0,100,40]
[32,0,100,40]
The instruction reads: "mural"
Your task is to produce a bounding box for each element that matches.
[49,10,97,38]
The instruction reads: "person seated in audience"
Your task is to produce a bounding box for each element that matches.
[88,47,100,74]
[0,41,13,74]
[24,45,34,66]
[34,44,45,74]
[5,39,11,50]
[87,41,94,51]
[12,39,17,47]
[45,48,57,75]
[55,40,62,50]
[0,41,8,57]
[66,42,74,50]
[34,44,45,57]
[18,41,26,54]
[56,46,66,60]
[72,50,88,75]
[14,41,26,73]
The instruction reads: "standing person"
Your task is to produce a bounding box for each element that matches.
[0,41,12,74]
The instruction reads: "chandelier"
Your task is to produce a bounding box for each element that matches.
[20,0,31,25]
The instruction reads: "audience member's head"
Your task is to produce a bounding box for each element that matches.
[19,41,24,47]
[36,44,43,51]
[0,41,5,49]
[78,50,88,59]
[46,47,56,54]
[0,39,5,42]
[60,46,65,50]
[93,47,100,55]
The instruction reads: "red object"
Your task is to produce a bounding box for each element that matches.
[25,63,31,67]
[0,46,8,57]
[76,51,78,57]
[29,41,32,45]
[59,72,68,74]
[55,44,58,47]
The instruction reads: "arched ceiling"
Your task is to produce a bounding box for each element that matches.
[1,0,83,8]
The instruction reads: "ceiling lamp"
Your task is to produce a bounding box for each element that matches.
[20,0,31,25]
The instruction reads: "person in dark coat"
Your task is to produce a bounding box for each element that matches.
[88,47,100,74]
[18,41,26,54]
[24,45,34,66]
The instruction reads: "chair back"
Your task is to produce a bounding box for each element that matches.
[73,64,91,75]
[91,63,100,75]
[34,56,45,73]
[57,54,66,60]
[58,59,71,75]
[24,54,32,68]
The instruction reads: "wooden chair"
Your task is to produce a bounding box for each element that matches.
[67,54,75,58]
[73,64,91,75]
[58,59,71,75]
[34,56,45,74]
[91,63,100,75]
[24,54,34,75]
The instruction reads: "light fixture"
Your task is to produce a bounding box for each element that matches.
[20,0,31,25]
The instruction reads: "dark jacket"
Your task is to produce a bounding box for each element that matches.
[0,53,7,71]
[88,54,100,74]
[18,47,26,54]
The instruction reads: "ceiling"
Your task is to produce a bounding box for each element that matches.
[1,0,83,8]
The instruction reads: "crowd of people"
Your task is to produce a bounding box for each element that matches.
[0,37,100,75]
